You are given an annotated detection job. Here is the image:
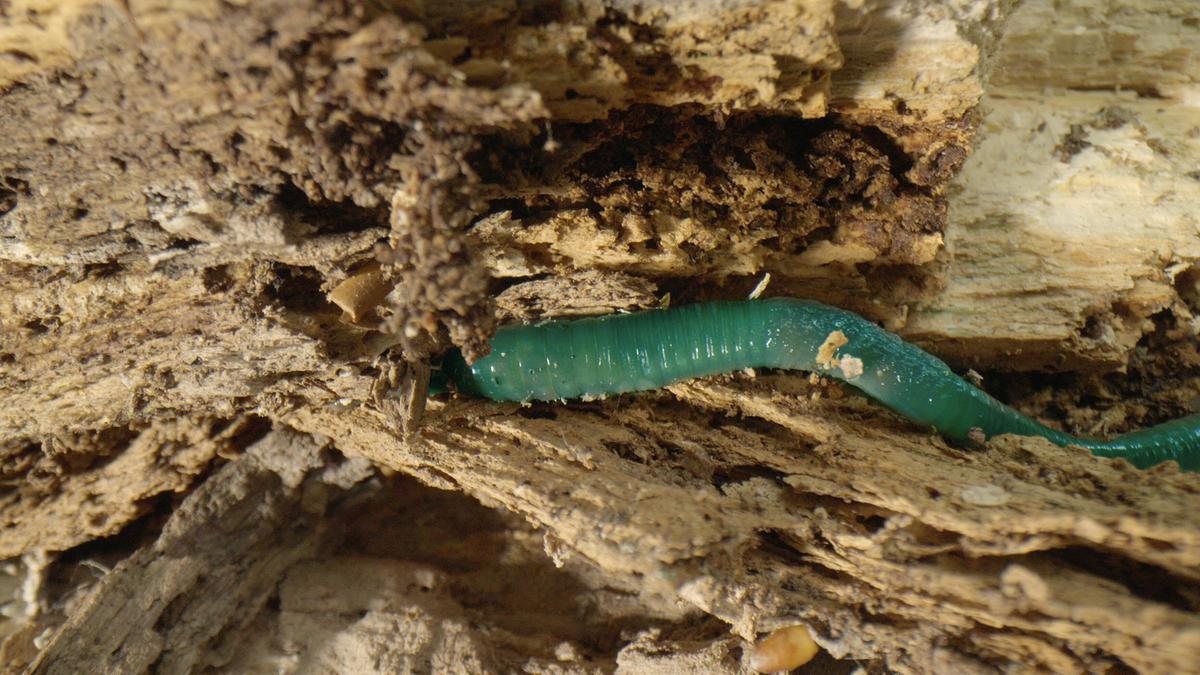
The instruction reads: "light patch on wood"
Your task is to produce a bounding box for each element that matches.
[960,484,1011,507]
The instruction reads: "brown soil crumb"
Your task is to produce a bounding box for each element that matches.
[1054,123,1092,161]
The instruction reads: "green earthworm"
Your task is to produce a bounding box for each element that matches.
[431,298,1199,471]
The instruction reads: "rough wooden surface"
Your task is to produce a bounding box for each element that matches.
[2,0,1199,672]
[0,417,260,558]
[26,430,357,675]
[280,375,1200,673]
[17,429,729,673]
[905,2,1200,369]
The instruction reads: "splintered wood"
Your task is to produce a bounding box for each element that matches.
[2,0,1199,673]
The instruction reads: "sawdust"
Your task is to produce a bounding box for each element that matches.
[816,330,849,369]
[816,326,864,374]
[836,355,864,380]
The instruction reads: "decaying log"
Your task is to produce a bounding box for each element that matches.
[902,0,1200,418]
[26,430,362,675]
[2,0,1199,672]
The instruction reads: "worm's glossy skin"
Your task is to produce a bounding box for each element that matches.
[437,299,1200,471]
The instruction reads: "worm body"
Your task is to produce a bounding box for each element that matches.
[436,299,1200,471]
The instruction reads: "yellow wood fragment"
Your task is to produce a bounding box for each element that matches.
[750,624,820,673]
[328,266,391,322]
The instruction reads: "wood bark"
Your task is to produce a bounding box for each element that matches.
[2,0,1199,673]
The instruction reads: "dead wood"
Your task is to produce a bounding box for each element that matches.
[2,0,1199,673]
[26,430,359,675]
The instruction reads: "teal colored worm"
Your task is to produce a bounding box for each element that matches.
[431,298,1200,472]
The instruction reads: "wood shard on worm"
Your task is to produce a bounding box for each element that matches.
[816,330,849,370]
